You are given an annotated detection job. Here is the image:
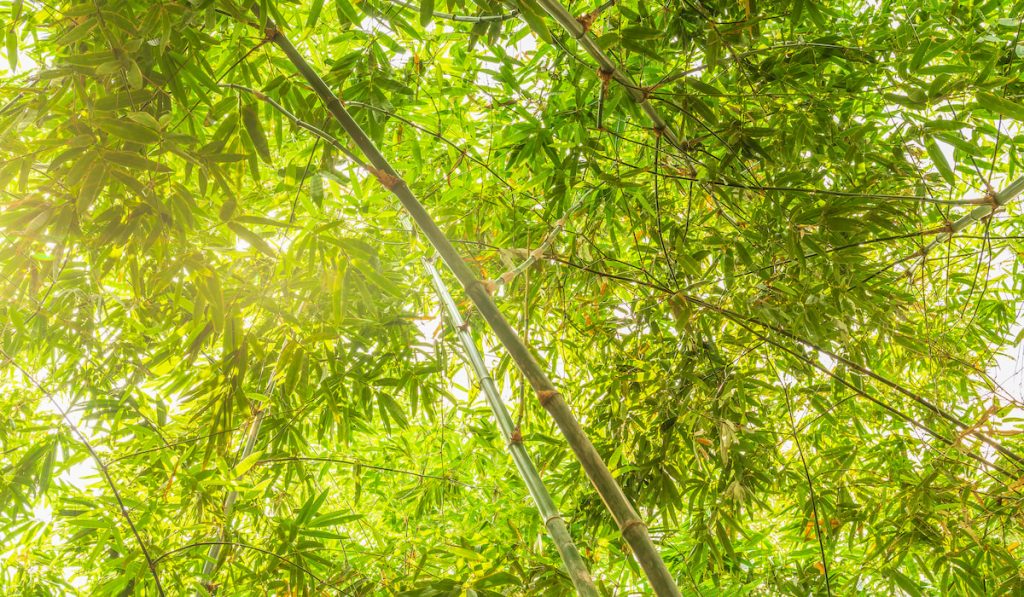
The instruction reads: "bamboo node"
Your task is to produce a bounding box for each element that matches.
[536,389,560,406]
[371,168,401,190]
[576,12,596,34]
[985,188,1001,209]
[500,271,516,285]
[263,26,279,42]
[480,278,498,295]
[543,513,565,526]
[620,518,648,535]
[509,426,523,444]
[597,68,614,87]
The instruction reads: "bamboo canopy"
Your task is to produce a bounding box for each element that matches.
[5,0,1024,594]
[424,258,598,596]
[256,12,680,593]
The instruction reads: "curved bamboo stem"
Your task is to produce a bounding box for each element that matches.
[252,13,680,596]
[425,258,598,596]
[199,404,268,590]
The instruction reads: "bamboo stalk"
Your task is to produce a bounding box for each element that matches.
[254,14,680,596]
[918,175,1024,257]
[531,0,688,158]
[199,406,267,590]
[424,257,598,596]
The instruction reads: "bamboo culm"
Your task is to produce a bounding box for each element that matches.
[425,258,598,596]
[255,13,681,596]
[199,406,268,591]
[531,0,688,159]
[919,175,1024,257]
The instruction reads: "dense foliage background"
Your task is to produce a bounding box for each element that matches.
[2,0,1024,594]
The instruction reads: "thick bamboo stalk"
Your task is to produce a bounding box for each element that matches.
[255,15,680,596]
[425,258,598,596]
[919,175,1024,257]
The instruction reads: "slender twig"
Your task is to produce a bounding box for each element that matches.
[652,135,678,286]
[220,83,368,170]
[486,196,586,293]
[255,456,489,490]
[914,175,1024,263]
[773,362,833,596]
[730,321,1015,479]
[680,294,1024,470]
[0,350,165,596]
[199,377,274,589]
[156,541,324,584]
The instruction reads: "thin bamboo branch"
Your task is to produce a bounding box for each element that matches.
[199,402,269,589]
[0,350,165,596]
[251,14,680,595]
[772,362,833,596]
[680,293,1024,471]
[221,83,368,169]
[254,456,493,490]
[741,318,1017,480]
[159,541,325,584]
[425,257,598,596]
[487,197,584,293]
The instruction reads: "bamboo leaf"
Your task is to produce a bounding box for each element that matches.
[233,451,263,478]
[103,150,172,172]
[94,117,161,145]
[419,0,434,27]
[335,0,361,24]
[516,0,552,44]
[6,30,16,72]
[306,0,326,27]
[924,137,955,185]
[977,92,1024,121]
[227,221,276,257]
[241,104,272,163]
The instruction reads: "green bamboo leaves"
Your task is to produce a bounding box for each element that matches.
[977,92,1024,121]
[6,0,1024,595]
[241,104,272,163]
[94,117,161,145]
[924,137,955,185]
[227,221,276,257]
[516,0,552,43]
[103,150,171,172]
[419,0,434,26]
